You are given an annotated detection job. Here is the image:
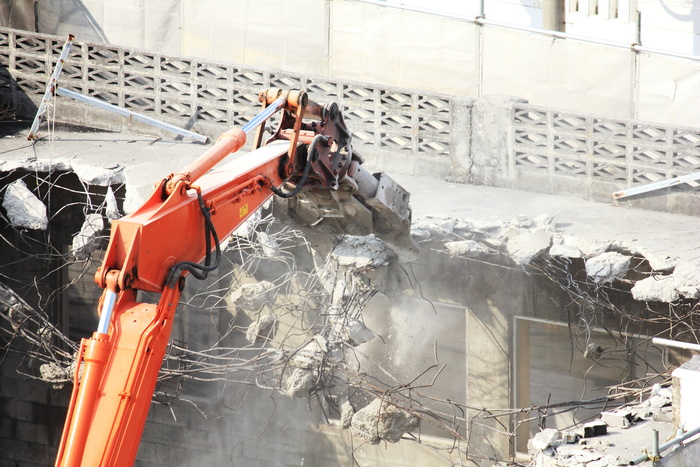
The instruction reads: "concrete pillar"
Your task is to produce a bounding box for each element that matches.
[543,0,566,32]
[468,95,527,188]
[466,304,511,463]
[672,355,700,430]
[448,96,473,184]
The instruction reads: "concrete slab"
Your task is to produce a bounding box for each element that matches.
[3,128,700,302]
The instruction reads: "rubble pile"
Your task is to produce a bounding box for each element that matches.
[526,384,673,467]
[411,212,700,305]
[330,235,395,270]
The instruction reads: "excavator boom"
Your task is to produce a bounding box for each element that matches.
[54,89,416,466]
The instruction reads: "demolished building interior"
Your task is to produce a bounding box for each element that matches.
[2,16,700,467]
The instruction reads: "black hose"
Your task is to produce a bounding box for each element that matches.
[269,134,327,199]
[165,191,221,289]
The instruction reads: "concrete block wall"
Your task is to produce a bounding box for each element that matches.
[448,96,700,216]
[0,351,70,466]
[3,27,700,217]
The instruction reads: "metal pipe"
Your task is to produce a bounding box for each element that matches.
[96,289,117,335]
[652,337,700,352]
[629,425,700,465]
[633,45,699,62]
[241,97,286,135]
[164,96,287,194]
[652,429,660,467]
[56,87,208,143]
[613,172,700,199]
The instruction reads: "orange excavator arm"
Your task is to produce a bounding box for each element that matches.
[54,89,416,467]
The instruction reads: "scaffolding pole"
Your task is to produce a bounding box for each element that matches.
[27,34,75,141]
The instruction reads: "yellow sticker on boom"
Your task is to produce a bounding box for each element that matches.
[239,204,249,218]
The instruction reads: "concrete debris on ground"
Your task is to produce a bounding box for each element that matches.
[71,213,105,260]
[350,398,419,444]
[584,252,630,284]
[526,384,673,467]
[229,281,275,312]
[331,235,394,270]
[2,179,48,230]
[245,314,276,344]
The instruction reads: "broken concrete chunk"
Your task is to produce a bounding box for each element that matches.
[583,342,604,360]
[511,215,534,229]
[105,186,120,220]
[256,231,281,257]
[411,217,457,239]
[331,235,394,270]
[572,238,612,258]
[506,230,552,265]
[351,398,419,444]
[582,420,608,438]
[471,219,503,234]
[123,186,145,215]
[672,260,700,299]
[285,368,315,399]
[71,161,125,186]
[39,362,71,389]
[634,248,678,273]
[330,317,375,346]
[340,399,354,429]
[601,409,635,428]
[549,243,582,259]
[445,240,492,258]
[453,220,476,233]
[230,281,275,311]
[2,179,48,230]
[72,214,105,260]
[534,213,555,230]
[631,275,679,303]
[585,252,630,284]
[245,314,276,344]
[292,339,326,369]
[560,431,580,444]
[530,428,559,451]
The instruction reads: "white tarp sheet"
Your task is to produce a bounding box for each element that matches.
[12,0,700,127]
[481,26,634,118]
[330,2,477,95]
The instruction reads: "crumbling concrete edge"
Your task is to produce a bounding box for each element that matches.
[411,213,692,305]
